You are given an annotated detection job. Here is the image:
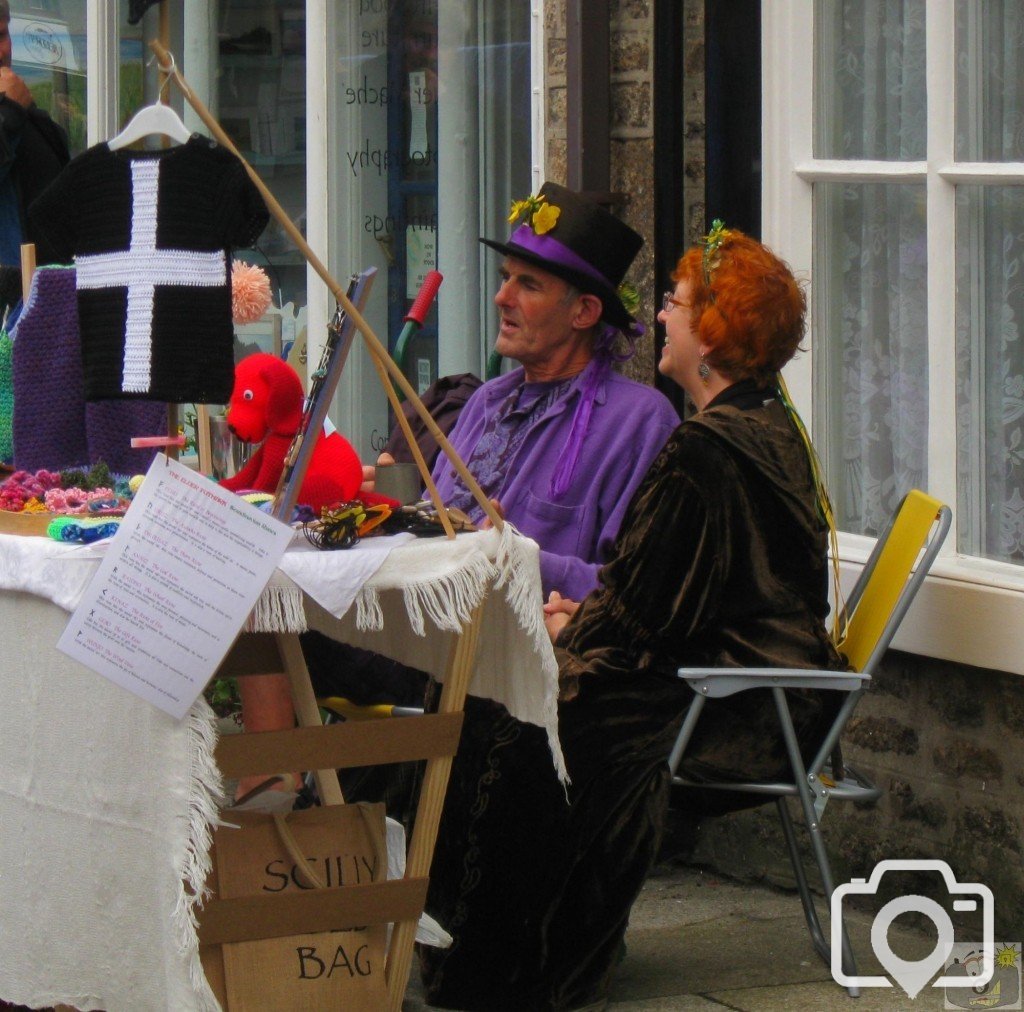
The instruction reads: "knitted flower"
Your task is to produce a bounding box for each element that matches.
[231,260,273,325]
[44,486,115,513]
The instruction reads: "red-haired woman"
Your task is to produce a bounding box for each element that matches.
[421,227,844,1012]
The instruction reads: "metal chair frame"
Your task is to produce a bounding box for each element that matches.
[668,489,952,997]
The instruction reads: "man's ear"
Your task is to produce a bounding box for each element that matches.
[572,293,603,330]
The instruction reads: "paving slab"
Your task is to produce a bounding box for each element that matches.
[404,862,964,1011]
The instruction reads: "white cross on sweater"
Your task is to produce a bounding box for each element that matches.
[75,160,226,394]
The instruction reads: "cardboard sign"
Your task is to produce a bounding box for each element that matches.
[204,803,388,1010]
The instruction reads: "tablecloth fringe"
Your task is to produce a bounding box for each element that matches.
[354,545,494,636]
[247,581,307,633]
[174,694,227,1012]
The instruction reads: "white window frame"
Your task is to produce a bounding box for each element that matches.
[763,0,1024,677]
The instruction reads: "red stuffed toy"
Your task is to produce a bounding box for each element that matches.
[220,353,363,512]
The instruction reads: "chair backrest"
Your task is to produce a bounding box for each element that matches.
[836,489,951,675]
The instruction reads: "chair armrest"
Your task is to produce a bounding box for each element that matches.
[677,667,869,698]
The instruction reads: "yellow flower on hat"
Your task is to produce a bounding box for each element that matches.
[508,198,531,224]
[531,201,561,235]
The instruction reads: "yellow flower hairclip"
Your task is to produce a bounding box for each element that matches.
[702,218,730,288]
[508,192,562,235]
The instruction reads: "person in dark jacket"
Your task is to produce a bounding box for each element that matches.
[0,1,70,267]
[419,226,844,1011]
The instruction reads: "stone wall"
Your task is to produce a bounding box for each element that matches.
[681,0,706,249]
[544,0,1024,944]
[678,650,1024,937]
[544,0,656,385]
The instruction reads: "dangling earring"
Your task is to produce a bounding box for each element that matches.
[698,353,711,384]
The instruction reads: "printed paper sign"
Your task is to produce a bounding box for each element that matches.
[406,225,437,298]
[58,455,293,719]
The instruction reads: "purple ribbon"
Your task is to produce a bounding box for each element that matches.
[508,225,611,287]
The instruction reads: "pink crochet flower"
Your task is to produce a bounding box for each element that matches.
[44,487,115,514]
[1,469,62,511]
[231,260,273,325]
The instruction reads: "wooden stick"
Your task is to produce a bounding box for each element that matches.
[163,405,179,460]
[384,605,483,1009]
[19,243,34,304]
[277,632,344,806]
[195,404,213,475]
[148,40,502,531]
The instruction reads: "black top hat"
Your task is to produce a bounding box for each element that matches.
[479,181,643,331]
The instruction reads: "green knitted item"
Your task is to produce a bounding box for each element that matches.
[0,328,12,464]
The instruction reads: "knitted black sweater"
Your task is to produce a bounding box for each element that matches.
[29,136,268,404]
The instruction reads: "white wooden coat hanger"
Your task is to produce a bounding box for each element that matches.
[108,53,192,150]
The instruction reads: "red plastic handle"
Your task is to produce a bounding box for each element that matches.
[404,270,443,326]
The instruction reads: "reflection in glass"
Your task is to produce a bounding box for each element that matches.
[13,0,87,155]
[815,181,928,535]
[813,0,926,161]
[331,1,531,454]
[954,1,1024,162]
[955,186,1024,563]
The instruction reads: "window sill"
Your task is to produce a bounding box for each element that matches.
[835,536,1024,677]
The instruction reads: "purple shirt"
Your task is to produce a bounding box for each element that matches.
[432,361,680,600]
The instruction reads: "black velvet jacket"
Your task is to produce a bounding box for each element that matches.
[557,382,844,782]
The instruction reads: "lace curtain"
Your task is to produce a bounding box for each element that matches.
[814,0,928,538]
[815,0,1024,562]
[953,3,1024,563]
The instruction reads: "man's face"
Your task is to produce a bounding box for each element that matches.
[0,20,11,69]
[493,256,581,369]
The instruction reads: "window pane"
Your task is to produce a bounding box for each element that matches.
[955,1,1024,161]
[331,0,531,455]
[11,2,87,155]
[813,0,926,160]
[955,186,1024,563]
[215,1,308,323]
[814,182,928,535]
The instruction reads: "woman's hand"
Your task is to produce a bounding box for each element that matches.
[543,590,579,644]
[360,451,395,495]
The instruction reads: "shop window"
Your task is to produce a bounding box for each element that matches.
[330,0,532,456]
[82,1,533,461]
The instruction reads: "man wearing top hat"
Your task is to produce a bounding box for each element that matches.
[245,185,678,805]
[392,180,679,600]
[307,183,677,710]
[410,183,680,1008]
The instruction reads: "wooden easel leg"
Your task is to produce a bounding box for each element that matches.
[384,605,483,1011]
[276,631,345,806]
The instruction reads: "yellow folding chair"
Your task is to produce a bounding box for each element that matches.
[668,489,951,996]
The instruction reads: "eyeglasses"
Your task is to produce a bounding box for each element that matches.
[662,291,686,313]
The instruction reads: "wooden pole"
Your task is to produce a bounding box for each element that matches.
[18,243,34,304]
[384,605,483,1009]
[157,9,182,458]
[148,40,502,532]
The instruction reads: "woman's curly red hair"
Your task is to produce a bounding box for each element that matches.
[673,229,806,385]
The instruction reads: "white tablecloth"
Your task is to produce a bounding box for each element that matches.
[0,523,561,1011]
